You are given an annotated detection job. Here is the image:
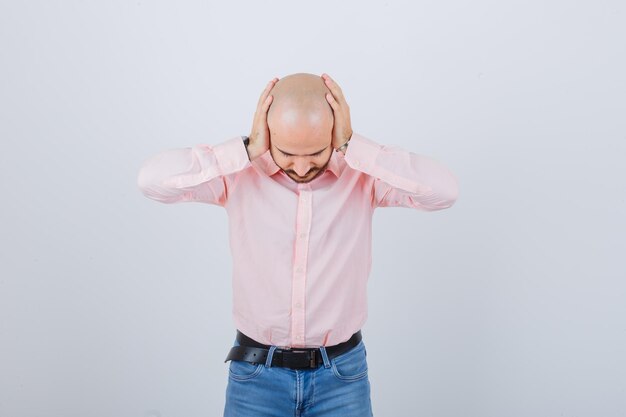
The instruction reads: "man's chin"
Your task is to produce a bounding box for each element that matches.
[287,170,319,183]
[289,175,312,183]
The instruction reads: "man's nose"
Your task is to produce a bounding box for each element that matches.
[293,159,311,177]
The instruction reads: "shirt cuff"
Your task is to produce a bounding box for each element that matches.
[342,132,381,171]
[210,135,251,176]
[342,132,434,195]
[163,136,250,188]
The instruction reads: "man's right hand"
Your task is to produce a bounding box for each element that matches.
[247,77,279,161]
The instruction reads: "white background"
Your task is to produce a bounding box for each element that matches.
[1,1,624,416]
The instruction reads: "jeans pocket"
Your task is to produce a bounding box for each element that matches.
[330,340,369,381]
[227,337,265,381]
[228,359,265,381]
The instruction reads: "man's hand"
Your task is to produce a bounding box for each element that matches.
[247,77,279,161]
[321,73,353,151]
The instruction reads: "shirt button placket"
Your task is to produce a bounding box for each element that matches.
[292,184,312,347]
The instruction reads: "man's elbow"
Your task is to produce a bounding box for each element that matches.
[416,175,460,211]
[137,171,179,204]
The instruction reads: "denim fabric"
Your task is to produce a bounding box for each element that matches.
[224,336,374,416]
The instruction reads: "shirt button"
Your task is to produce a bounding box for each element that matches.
[299,233,306,238]
[296,335,302,340]
[295,302,301,307]
[296,266,303,273]
[354,160,360,167]
[301,197,307,202]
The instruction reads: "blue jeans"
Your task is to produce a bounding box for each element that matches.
[223,335,374,416]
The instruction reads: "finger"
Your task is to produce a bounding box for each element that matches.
[257,78,279,106]
[258,79,275,104]
[325,92,339,110]
[262,94,273,112]
[254,95,273,126]
[322,74,345,101]
[254,95,273,128]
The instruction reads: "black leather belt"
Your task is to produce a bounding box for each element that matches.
[224,329,362,369]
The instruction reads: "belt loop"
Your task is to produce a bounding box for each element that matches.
[265,345,277,368]
[318,345,331,368]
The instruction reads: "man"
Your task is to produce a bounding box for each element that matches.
[137,72,459,416]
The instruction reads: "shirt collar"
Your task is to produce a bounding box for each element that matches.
[255,148,345,178]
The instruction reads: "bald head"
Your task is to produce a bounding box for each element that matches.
[267,73,334,153]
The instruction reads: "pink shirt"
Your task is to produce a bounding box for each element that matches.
[137,132,459,348]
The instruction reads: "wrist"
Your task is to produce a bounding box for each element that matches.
[335,138,350,155]
[242,136,264,161]
[242,136,251,161]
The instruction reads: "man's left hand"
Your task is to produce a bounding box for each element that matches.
[322,73,353,150]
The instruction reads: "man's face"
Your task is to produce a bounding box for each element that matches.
[269,133,333,183]
[268,107,334,183]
